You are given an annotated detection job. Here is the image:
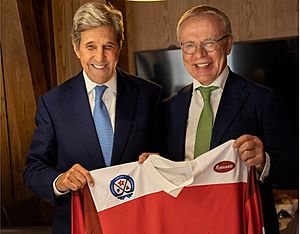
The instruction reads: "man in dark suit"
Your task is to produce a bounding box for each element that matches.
[157,5,297,234]
[23,3,162,233]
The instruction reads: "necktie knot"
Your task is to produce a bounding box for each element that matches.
[197,86,218,101]
[95,85,108,101]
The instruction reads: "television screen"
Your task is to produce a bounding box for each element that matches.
[135,48,192,99]
[135,37,299,128]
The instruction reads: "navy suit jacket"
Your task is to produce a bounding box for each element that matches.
[24,68,163,233]
[162,70,298,234]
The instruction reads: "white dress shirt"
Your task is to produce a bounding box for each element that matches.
[184,66,269,181]
[83,70,117,131]
[185,67,228,160]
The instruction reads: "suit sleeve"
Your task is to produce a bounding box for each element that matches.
[262,90,298,188]
[23,96,61,206]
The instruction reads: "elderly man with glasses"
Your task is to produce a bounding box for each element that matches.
[145,5,297,234]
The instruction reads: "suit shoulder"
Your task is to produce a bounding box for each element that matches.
[230,72,274,96]
[135,75,162,91]
[164,84,192,104]
[118,68,162,92]
[40,72,83,100]
[228,72,286,111]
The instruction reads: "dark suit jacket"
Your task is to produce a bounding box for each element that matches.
[162,70,298,234]
[24,68,163,233]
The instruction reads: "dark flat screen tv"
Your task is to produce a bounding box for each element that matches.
[135,37,299,129]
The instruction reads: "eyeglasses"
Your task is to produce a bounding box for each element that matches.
[180,34,230,55]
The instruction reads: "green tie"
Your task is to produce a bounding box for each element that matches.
[194,86,219,157]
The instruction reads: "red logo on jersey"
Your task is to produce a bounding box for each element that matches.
[213,161,235,173]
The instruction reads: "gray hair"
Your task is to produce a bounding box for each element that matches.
[177,5,232,40]
[71,2,124,48]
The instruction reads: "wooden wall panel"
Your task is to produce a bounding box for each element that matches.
[209,0,299,41]
[32,0,58,89]
[125,0,298,73]
[51,0,105,84]
[109,0,129,71]
[2,0,36,202]
[1,27,14,206]
[51,0,81,85]
[16,0,50,100]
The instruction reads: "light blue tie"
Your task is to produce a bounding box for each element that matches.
[93,85,113,166]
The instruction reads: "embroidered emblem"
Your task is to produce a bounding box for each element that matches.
[110,175,135,200]
[213,161,235,173]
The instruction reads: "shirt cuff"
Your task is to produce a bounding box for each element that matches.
[257,152,270,182]
[53,174,70,196]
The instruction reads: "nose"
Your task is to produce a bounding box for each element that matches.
[194,44,207,57]
[94,47,106,62]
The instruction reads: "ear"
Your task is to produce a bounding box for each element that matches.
[226,35,234,55]
[73,43,80,59]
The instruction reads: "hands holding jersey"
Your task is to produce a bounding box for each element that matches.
[56,132,266,193]
[55,164,95,193]
[139,134,266,174]
[56,131,267,194]
[233,135,266,173]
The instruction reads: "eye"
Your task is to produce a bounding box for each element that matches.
[203,41,216,50]
[103,43,118,51]
[104,45,113,50]
[203,40,215,46]
[183,42,196,50]
[86,44,96,50]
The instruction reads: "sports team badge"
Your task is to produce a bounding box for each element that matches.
[110,175,135,200]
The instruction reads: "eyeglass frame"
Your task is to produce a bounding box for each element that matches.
[180,34,231,54]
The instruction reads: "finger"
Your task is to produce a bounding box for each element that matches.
[60,165,91,190]
[60,169,84,191]
[138,155,147,164]
[237,140,256,156]
[55,174,70,192]
[138,153,149,164]
[138,152,152,164]
[244,155,264,170]
[239,149,265,172]
[55,171,78,192]
[81,170,94,187]
[239,149,256,163]
[72,164,94,187]
[233,134,254,148]
[244,158,255,167]
[63,175,82,191]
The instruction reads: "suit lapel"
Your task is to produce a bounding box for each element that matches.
[65,73,104,167]
[171,85,192,160]
[211,72,249,148]
[111,70,137,165]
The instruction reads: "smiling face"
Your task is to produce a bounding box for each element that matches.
[178,14,233,85]
[73,25,120,84]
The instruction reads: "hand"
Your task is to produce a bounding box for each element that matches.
[55,164,94,192]
[138,152,159,164]
[233,134,266,173]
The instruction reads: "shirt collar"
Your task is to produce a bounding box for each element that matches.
[193,66,229,91]
[83,70,117,94]
[143,155,194,198]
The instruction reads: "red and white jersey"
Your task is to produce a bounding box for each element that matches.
[72,140,264,234]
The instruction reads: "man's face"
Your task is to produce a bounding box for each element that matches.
[73,26,120,84]
[178,15,233,85]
